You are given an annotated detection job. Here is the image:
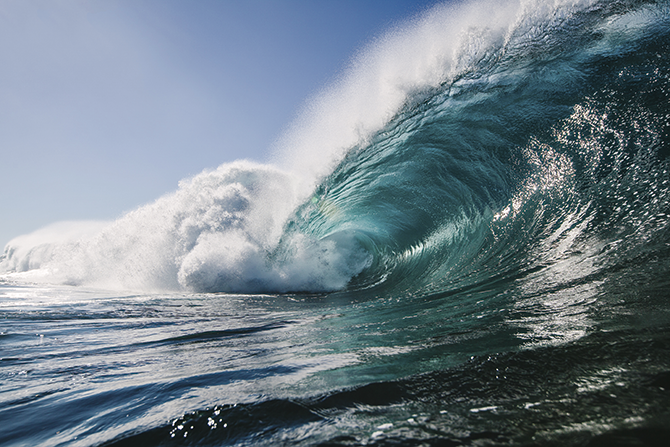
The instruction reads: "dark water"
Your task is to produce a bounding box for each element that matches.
[2,0,670,445]
[2,282,669,446]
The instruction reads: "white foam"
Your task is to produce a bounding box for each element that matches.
[1,161,370,292]
[1,220,110,273]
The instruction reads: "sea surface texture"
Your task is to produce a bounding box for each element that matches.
[2,0,670,445]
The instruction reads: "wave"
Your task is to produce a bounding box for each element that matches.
[2,0,669,296]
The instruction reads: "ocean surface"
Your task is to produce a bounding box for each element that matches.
[2,0,670,445]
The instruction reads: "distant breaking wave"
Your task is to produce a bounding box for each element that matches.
[2,0,669,296]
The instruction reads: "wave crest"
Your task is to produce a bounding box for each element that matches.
[3,0,669,295]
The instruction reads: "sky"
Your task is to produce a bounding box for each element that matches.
[0,0,440,248]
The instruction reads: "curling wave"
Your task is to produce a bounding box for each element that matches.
[2,0,669,297]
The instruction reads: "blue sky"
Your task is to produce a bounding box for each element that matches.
[0,0,439,248]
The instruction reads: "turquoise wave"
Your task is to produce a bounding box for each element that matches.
[277,0,670,300]
[1,0,669,299]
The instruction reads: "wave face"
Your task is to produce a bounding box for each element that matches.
[291,0,670,303]
[2,0,670,299]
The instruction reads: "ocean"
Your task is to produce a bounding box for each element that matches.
[2,0,670,445]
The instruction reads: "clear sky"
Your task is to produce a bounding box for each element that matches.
[0,0,439,248]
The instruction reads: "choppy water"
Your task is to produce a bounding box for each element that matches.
[2,0,670,445]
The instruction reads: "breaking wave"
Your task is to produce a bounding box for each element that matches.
[2,0,669,299]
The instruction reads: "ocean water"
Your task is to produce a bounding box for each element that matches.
[2,0,670,445]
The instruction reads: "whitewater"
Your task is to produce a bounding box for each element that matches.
[2,0,670,445]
